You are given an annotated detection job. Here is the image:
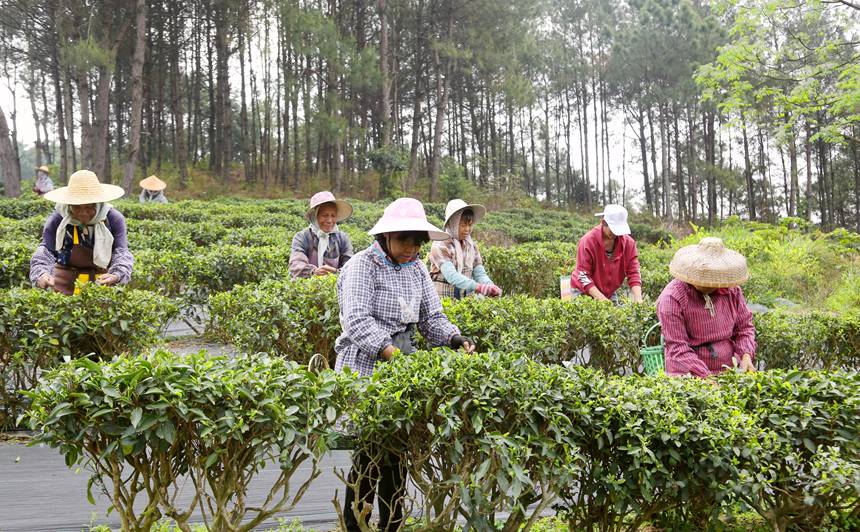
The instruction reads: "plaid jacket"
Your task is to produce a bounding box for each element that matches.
[334,242,460,377]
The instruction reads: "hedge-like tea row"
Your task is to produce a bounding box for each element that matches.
[0,286,177,429]
[26,350,860,531]
[209,276,340,367]
[24,351,353,532]
[352,351,860,531]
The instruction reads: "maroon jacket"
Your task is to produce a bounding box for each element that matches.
[570,225,641,297]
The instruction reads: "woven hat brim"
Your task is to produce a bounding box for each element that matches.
[669,249,750,288]
[368,219,450,241]
[444,203,486,227]
[140,177,167,191]
[306,200,353,223]
[43,184,125,205]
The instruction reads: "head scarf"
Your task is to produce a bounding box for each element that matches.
[444,210,477,274]
[55,203,115,268]
[309,206,341,268]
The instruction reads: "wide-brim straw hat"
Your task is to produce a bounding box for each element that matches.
[306,190,353,223]
[368,197,450,241]
[43,170,125,205]
[140,175,167,191]
[444,199,486,228]
[669,237,749,288]
[35,165,50,174]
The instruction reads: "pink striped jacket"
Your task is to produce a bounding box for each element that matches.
[656,279,756,378]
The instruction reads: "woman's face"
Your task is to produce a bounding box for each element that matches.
[70,203,97,224]
[316,203,338,232]
[458,217,474,240]
[386,232,423,264]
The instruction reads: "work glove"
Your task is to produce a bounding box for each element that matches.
[450,334,476,353]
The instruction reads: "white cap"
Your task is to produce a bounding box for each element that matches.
[594,204,631,236]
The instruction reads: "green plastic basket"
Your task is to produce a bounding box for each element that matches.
[640,322,665,376]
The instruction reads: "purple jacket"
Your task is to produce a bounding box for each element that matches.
[29,209,135,285]
[289,227,354,278]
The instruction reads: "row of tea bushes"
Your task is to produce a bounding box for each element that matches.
[24,350,353,532]
[25,350,860,531]
[209,279,860,374]
[0,285,177,429]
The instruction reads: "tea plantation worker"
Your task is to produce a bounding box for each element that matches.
[138,175,169,203]
[29,169,134,295]
[656,237,757,377]
[570,204,643,304]
[428,198,502,299]
[334,197,476,532]
[32,165,54,195]
[289,190,355,278]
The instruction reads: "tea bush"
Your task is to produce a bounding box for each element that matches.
[25,350,354,532]
[0,285,177,428]
[209,276,341,367]
[353,351,860,531]
[722,370,860,532]
[350,351,582,531]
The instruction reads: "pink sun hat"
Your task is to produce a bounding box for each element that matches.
[306,191,353,222]
[368,197,450,241]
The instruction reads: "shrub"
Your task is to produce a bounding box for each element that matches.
[0,239,34,289]
[721,370,860,532]
[557,369,760,531]
[209,276,341,367]
[349,350,580,531]
[0,285,177,429]
[754,310,860,370]
[24,350,354,532]
[442,295,657,373]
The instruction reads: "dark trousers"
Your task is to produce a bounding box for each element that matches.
[343,449,407,532]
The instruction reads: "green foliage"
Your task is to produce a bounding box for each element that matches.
[754,310,860,370]
[351,351,581,531]
[25,351,355,532]
[209,277,341,367]
[721,370,860,532]
[0,285,177,429]
[442,295,656,373]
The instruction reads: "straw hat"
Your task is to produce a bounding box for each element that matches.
[35,165,50,174]
[139,175,167,191]
[669,237,749,288]
[306,191,353,222]
[43,170,125,205]
[368,197,450,241]
[443,199,486,228]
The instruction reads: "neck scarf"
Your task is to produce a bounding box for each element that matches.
[444,210,476,274]
[55,203,114,268]
[309,207,339,268]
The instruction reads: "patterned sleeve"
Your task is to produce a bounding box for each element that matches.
[289,230,316,278]
[107,210,134,284]
[417,263,460,347]
[29,246,55,285]
[338,232,354,268]
[731,288,757,359]
[338,257,392,356]
[29,214,61,284]
[657,289,710,378]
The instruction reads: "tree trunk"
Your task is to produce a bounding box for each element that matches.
[429,13,453,201]
[122,0,147,191]
[0,105,21,197]
[379,0,392,147]
[741,112,755,220]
